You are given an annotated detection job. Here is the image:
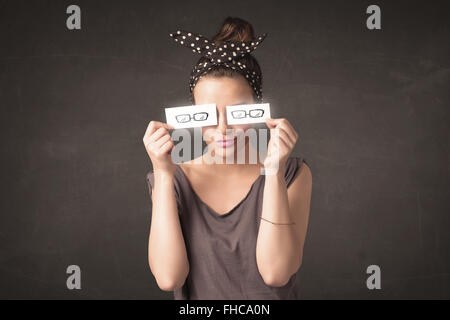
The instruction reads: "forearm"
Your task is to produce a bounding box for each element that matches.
[256,169,301,286]
[148,171,189,290]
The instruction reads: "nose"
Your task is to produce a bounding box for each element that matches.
[216,109,230,136]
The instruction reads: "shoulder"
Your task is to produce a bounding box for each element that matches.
[178,161,191,174]
[284,157,312,188]
[286,157,312,216]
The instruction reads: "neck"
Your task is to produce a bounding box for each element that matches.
[201,141,263,175]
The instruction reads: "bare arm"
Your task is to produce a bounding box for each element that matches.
[256,118,312,287]
[143,121,189,291]
[256,162,312,287]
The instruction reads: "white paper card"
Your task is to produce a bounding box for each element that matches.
[165,104,217,129]
[226,103,271,125]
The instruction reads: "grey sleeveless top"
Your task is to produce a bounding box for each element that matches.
[146,156,307,300]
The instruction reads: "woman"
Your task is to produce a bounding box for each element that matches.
[143,17,312,299]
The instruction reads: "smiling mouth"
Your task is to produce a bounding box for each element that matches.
[216,137,237,148]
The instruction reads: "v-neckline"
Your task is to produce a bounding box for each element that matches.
[176,164,264,217]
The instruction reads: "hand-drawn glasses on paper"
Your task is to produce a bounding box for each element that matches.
[165,103,270,129]
[231,109,265,120]
[175,112,209,123]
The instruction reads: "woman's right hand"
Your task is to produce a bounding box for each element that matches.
[143,120,176,175]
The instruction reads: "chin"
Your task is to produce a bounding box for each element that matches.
[212,141,247,164]
[215,146,235,159]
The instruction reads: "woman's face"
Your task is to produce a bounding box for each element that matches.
[193,75,255,161]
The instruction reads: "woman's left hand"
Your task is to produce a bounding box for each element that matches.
[264,118,299,173]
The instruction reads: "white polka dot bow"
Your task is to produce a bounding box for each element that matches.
[169,29,267,102]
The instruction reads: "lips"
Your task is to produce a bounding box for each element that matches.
[216,137,237,148]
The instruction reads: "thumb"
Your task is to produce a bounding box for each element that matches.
[265,118,277,129]
[164,123,175,130]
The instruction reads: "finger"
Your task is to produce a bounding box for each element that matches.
[144,121,174,140]
[272,128,293,148]
[144,131,170,150]
[278,134,291,150]
[150,127,169,143]
[266,117,283,126]
[144,120,158,139]
[267,118,298,139]
[272,118,296,136]
[276,126,297,146]
[154,133,171,148]
[267,123,277,130]
[270,126,291,143]
[143,137,150,149]
[278,128,294,147]
[265,118,277,129]
[269,130,280,149]
[279,123,298,142]
[160,139,174,154]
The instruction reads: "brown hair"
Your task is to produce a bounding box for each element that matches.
[191,17,263,104]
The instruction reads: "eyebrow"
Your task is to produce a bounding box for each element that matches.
[228,102,250,106]
[213,102,252,112]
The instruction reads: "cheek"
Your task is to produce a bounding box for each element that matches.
[201,126,215,143]
[233,125,252,132]
[232,125,253,141]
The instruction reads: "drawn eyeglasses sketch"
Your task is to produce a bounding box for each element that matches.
[231,109,265,119]
[226,103,270,125]
[165,104,217,129]
[175,112,209,123]
[165,103,269,128]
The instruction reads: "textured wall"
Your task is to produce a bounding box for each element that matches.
[0,0,449,299]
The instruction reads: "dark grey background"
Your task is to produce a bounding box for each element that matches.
[0,0,449,299]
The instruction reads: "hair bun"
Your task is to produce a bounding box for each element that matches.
[212,17,255,45]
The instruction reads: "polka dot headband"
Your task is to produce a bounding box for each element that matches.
[169,29,267,102]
